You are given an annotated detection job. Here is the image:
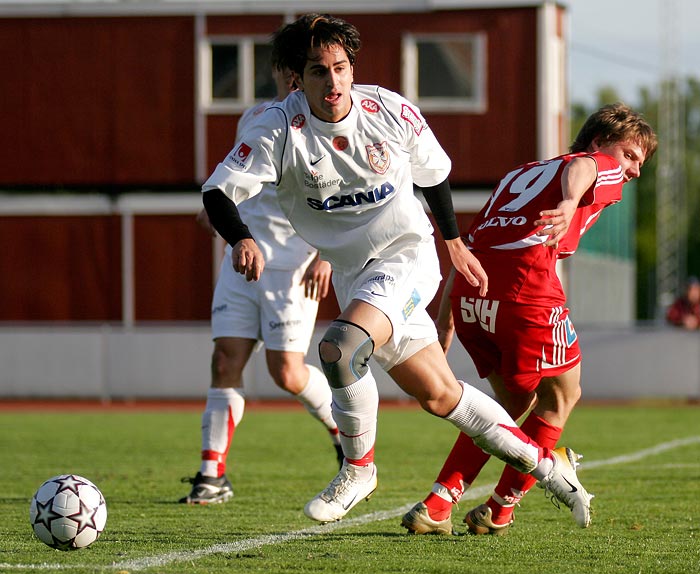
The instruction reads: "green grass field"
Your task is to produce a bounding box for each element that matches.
[1,401,699,574]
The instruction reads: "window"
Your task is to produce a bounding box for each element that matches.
[201,36,275,112]
[402,33,486,113]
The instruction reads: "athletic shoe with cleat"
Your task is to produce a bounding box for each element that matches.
[401,502,454,535]
[304,462,378,523]
[538,446,593,527]
[179,472,234,505]
[464,503,513,535]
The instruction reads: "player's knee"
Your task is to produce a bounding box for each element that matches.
[319,320,374,389]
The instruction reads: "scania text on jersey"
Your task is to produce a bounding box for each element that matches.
[306,182,395,211]
[459,297,499,334]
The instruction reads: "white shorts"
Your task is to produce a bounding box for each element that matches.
[211,252,319,353]
[331,236,441,370]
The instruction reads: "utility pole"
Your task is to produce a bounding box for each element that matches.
[655,0,686,320]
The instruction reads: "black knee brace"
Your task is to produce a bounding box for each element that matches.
[319,320,375,389]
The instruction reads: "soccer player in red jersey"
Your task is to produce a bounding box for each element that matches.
[402,103,657,535]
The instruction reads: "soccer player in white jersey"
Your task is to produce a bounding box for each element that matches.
[180,57,341,505]
[402,103,657,535]
[201,13,593,525]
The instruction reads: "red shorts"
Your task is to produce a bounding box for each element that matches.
[451,294,581,394]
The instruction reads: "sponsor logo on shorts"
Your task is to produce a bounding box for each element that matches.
[402,289,421,320]
[564,316,578,346]
[365,273,395,296]
[212,304,227,315]
[269,319,302,330]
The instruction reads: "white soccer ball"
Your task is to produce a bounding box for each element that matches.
[29,474,107,551]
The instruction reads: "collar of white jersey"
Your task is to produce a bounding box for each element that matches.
[302,90,360,134]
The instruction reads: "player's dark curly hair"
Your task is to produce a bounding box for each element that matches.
[570,102,658,161]
[271,14,362,76]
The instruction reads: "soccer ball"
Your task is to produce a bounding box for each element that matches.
[29,474,107,551]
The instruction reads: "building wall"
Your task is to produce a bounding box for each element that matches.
[1,6,545,189]
[1,16,195,186]
[1,323,697,401]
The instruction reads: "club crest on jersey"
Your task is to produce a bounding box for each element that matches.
[366,142,390,174]
[291,114,306,130]
[361,99,380,113]
[229,142,252,169]
[401,104,424,135]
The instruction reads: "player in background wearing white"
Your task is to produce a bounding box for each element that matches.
[180,57,341,505]
[200,13,593,526]
[402,103,657,535]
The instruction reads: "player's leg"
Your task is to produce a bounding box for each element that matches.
[303,299,392,523]
[261,266,343,465]
[470,365,582,532]
[180,251,258,505]
[393,343,592,529]
[266,349,343,466]
[180,336,254,504]
[403,373,535,534]
[464,306,587,531]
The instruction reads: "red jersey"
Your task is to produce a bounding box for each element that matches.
[464,151,624,305]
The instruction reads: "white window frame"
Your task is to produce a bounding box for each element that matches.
[402,32,487,113]
[198,34,272,114]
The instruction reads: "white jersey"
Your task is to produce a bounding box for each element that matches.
[203,84,451,272]
[228,100,317,270]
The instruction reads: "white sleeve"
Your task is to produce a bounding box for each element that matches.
[201,108,285,205]
[379,88,451,187]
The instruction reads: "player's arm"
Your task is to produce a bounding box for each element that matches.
[418,178,488,296]
[202,188,265,281]
[534,156,597,247]
[436,266,457,354]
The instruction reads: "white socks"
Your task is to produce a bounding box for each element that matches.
[295,365,340,445]
[444,380,540,474]
[199,387,245,477]
[328,372,379,462]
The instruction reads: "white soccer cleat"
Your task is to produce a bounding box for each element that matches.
[304,462,378,523]
[538,447,594,528]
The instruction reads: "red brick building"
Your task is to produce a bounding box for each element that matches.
[0,0,568,323]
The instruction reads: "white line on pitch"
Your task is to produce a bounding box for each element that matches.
[3,436,699,572]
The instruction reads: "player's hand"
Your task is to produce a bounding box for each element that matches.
[232,238,265,281]
[302,256,332,301]
[446,238,488,297]
[195,208,217,236]
[534,198,577,248]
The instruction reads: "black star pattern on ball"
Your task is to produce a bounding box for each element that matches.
[33,498,62,531]
[67,498,101,534]
[50,536,76,551]
[51,474,89,496]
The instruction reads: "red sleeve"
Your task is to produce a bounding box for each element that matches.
[585,152,624,206]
